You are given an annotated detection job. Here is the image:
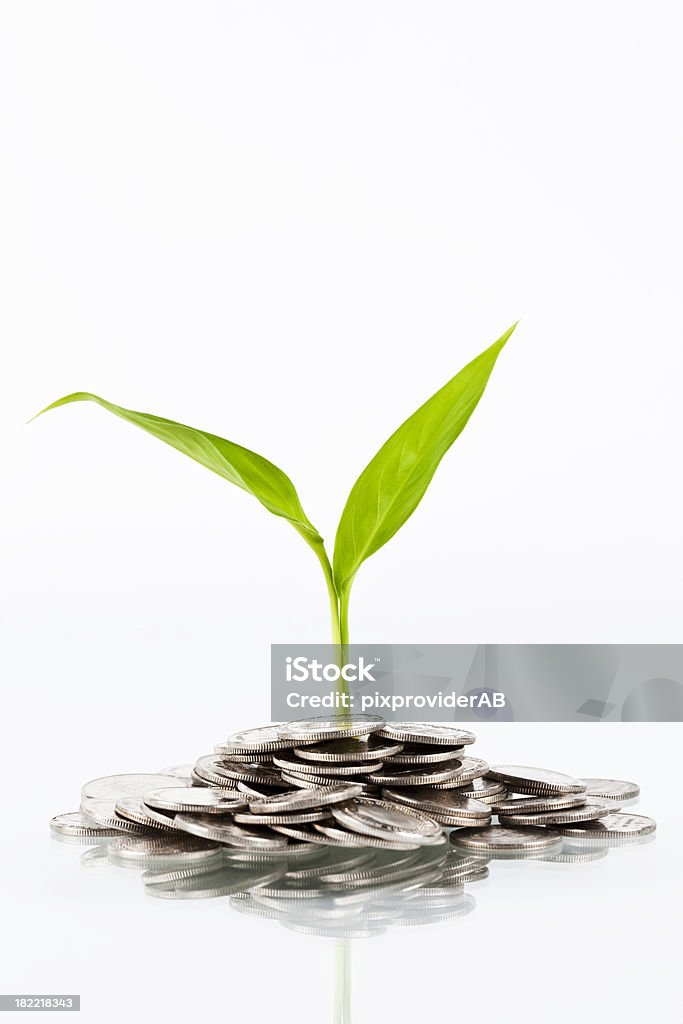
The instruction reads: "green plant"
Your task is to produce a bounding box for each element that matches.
[34,324,515,647]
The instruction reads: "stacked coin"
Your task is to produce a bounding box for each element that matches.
[50,719,656,864]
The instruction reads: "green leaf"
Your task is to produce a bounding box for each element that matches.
[33,392,323,546]
[333,323,516,592]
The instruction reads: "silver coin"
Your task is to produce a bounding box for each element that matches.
[457,778,508,803]
[383,744,467,765]
[280,770,351,789]
[273,754,383,777]
[158,764,195,779]
[293,736,403,763]
[114,797,180,832]
[81,798,153,835]
[580,778,640,802]
[249,783,363,815]
[554,812,656,839]
[236,781,286,800]
[313,821,422,851]
[271,823,342,846]
[408,757,490,789]
[278,716,385,743]
[195,755,287,788]
[214,749,275,763]
[486,765,586,795]
[282,771,380,797]
[377,723,476,747]
[331,798,444,846]
[450,824,563,852]
[367,761,465,787]
[382,787,491,823]
[143,787,248,814]
[492,793,587,815]
[81,773,192,802]
[135,803,187,832]
[234,808,331,825]
[49,811,125,838]
[216,724,294,754]
[190,771,211,787]
[174,813,290,849]
[107,834,222,866]
[499,799,613,827]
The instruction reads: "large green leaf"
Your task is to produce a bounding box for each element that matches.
[34,393,323,545]
[333,324,516,592]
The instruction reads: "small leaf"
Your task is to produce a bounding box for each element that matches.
[34,392,323,545]
[333,324,516,591]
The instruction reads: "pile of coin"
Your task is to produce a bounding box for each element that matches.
[51,716,656,865]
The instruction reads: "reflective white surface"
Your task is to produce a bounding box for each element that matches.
[1,722,679,1022]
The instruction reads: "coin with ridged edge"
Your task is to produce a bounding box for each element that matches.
[457,778,508,803]
[367,761,465,787]
[214,749,275,763]
[143,787,248,814]
[486,765,586,795]
[293,736,403,763]
[382,787,491,823]
[195,756,288,788]
[107,833,221,864]
[49,811,125,838]
[580,778,640,802]
[383,744,467,765]
[377,724,476,747]
[273,754,384,777]
[450,824,563,852]
[236,781,286,800]
[278,716,386,743]
[174,813,290,848]
[331,797,445,846]
[81,798,153,835]
[421,757,490,789]
[498,799,613,827]
[270,823,345,846]
[249,782,363,814]
[280,771,380,795]
[234,808,331,825]
[216,725,295,754]
[312,821,424,851]
[491,793,587,815]
[554,812,656,839]
[114,797,181,832]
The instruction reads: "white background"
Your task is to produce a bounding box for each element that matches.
[0,3,681,1021]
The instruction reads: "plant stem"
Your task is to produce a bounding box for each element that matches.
[339,581,352,647]
[310,540,350,719]
[311,539,342,646]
